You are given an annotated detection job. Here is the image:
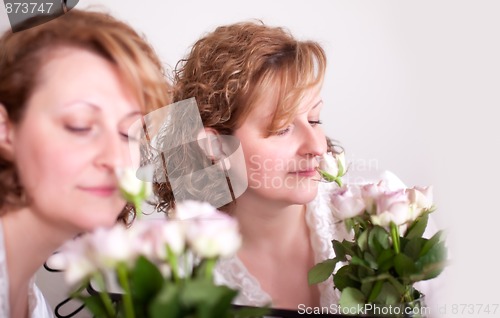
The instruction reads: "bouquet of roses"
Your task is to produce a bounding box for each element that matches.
[309,153,447,314]
[50,168,264,318]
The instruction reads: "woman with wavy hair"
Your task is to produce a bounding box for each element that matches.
[155,21,346,309]
[0,9,170,317]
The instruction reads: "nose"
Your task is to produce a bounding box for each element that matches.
[297,123,327,157]
[95,131,130,171]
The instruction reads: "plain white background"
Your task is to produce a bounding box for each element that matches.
[2,1,500,317]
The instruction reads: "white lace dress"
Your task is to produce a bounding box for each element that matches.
[0,220,54,318]
[213,182,350,307]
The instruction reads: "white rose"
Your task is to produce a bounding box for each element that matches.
[50,237,97,287]
[89,225,138,269]
[319,152,346,179]
[161,221,185,255]
[115,167,152,199]
[360,182,388,213]
[320,152,339,177]
[329,185,366,220]
[408,186,433,210]
[175,200,220,220]
[371,189,412,227]
[185,211,241,258]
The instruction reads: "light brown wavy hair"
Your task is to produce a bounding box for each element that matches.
[0,9,171,223]
[155,21,338,214]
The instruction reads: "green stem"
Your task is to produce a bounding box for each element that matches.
[134,199,142,220]
[204,258,216,281]
[390,222,400,254]
[167,247,180,284]
[334,177,343,187]
[117,263,135,318]
[402,285,415,303]
[93,272,116,317]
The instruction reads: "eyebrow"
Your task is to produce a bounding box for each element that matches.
[63,101,142,117]
[311,99,323,110]
[122,111,142,119]
[63,100,101,111]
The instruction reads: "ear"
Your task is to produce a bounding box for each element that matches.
[198,128,230,169]
[0,104,14,160]
[197,128,226,161]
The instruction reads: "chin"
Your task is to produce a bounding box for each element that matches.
[291,192,318,205]
[285,186,319,205]
[73,205,124,232]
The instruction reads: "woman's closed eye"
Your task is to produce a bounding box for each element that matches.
[120,131,140,142]
[274,125,292,136]
[65,125,92,134]
[308,120,322,127]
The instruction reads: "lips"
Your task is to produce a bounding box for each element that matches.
[289,168,318,177]
[78,185,117,197]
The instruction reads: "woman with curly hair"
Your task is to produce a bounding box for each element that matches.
[155,21,346,309]
[0,9,170,317]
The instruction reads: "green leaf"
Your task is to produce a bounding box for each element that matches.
[204,286,239,318]
[363,251,378,269]
[405,213,429,240]
[367,280,383,303]
[81,294,111,318]
[410,260,448,282]
[404,237,425,261]
[181,280,236,306]
[338,159,345,177]
[344,218,355,233]
[356,265,375,281]
[319,170,336,182]
[308,258,338,284]
[419,230,444,257]
[413,240,448,281]
[372,282,401,305]
[332,240,347,261]
[357,230,369,251]
[149,284,182,318]
[130,256,164,305]
[181,281,238,318]
[360,281,374,298]
[334,265,361,291]
[368,226,390,257]
[340,239,356,256]
[394,253,416,278]
[376,249,395,272]
[339,287,366,313]
[351,256,370,269]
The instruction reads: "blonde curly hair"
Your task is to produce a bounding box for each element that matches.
[155,21,335,213]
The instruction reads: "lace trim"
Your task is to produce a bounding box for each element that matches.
[214,256,271,306]
[213,182,348,307]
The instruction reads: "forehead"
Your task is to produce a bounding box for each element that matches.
[32,48,135,105]
[37,47,113,86]
[247,82,323,126]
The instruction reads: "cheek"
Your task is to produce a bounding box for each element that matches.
[245,147,283,175]
[15,137,88,198]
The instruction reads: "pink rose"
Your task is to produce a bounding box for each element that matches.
[371,189,411,227]
[408,186,433,210]
[329,185,366,220]
[360,182,389,213]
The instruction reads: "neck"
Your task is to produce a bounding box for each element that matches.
[2,207,76,306]
[231,192,307,252]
